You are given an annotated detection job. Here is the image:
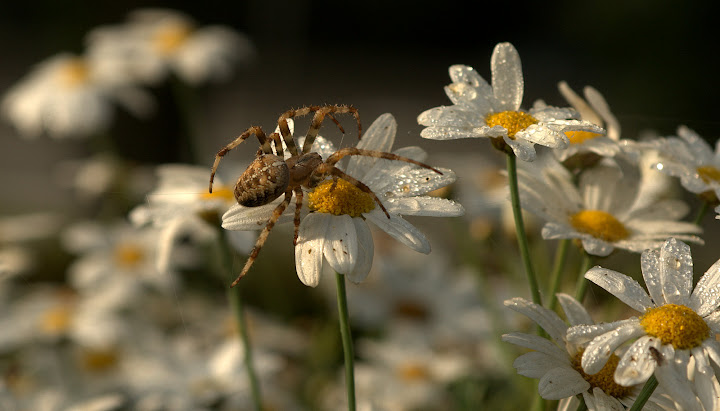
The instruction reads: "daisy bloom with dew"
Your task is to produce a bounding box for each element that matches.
[417,42,604,162]
[651,126,720,201]
[502,295,671,409]
[86,8,253,85]
[517,153,702,256]
[553,81,622,164]
[1,53,152,139]
[222,113,463,287]
[567,238,720,410]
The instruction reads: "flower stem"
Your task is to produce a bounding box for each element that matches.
[219,231,263,411]
[335,272,356,411]
[546,239,570,311]
[693,201,710,225]
[574,252,594,303]
[629,375,658,411]
[506,153,542,306]
[575,396,588,411]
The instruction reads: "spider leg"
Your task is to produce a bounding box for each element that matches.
[314,163,391,219]
[210,126,271,193]
[230,191,293,287]
[324,148,443,175]
[268,132,284,156]
[293,187,303,246]
[301,105,362,154]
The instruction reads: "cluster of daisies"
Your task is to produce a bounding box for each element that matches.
[2,8,720,409]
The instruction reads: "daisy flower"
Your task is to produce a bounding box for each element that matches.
[651,126,720,200]
[1,53,152,139]
[86,8,253,85]
[567,238,720,410]
[553,81,622,164]
[222,113,463,287]
[503,295,671,409]
[417,42,604,162]
[517,153,702,256]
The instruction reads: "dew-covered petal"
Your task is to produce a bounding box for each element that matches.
[581,321,645,374]
[420,125,505,140]
[294,213,331,287]
[372,167,457,198]
[614,336,661,386]
[416,106,479,128]
[364,210,430,253]
[511,352,565,379]
[585,267,654,312]
[654,359,700,411]
[504,134,536,162]
[584,86,620,141]
[538,367,589,400]
[445,64,495,112]
[346,113,396,178]
[695,365,720,411]
[588,388,625,411]
[346,218,373,284]
[556,293,593,326]
[579,236,615,257]
[490,42,523,112]
[385,197,464,217]
[222,202,285,230]
[703,310,720,334]
[557,81,602,125]
[502,332,570,364]
[504,297,567,345]
[566,319,637,345]
[322,214,358,275]
[655,238,693,306]
[690,258,720,316]
[641,248,666,308]
[515,124,568,149]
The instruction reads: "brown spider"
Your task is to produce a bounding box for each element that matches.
[209,105,442,287]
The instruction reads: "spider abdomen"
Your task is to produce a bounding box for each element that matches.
[234,154,289,207]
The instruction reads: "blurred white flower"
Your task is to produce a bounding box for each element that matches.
[418,42,604,161]
[0,212,63,280]
[517,153,702,256]
[86,8,253,85]
[222,113,463,287]
[567,238,720,411]
[1,53,152,139]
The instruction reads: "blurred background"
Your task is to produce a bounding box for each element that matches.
[1,0,717,214]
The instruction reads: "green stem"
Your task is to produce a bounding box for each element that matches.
[335,272,356,411]
[693,201,710,225]
[629,375,658,411]
[506,153,542,306]
[575,395,588,411]
[574,252,594,303]
[219,231,263,411]
[546,239,570,311]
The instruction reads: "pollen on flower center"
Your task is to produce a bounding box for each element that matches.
[113,243,145,269]
[640,304,709,350]
[58,58,89,88]
[565,130,602,145]
[154,22,193,54]
[571,349,632,398]
[697,166,720,184]
[485,111,538,139]
[200,185,235,202]
[307,178,376,218]
[569,210,630,242]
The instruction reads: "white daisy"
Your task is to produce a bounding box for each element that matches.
[651,126,720,199]
[553,81,622,164]
[86,8,253,85]
[222,113,463,287]
[567,238,720,411]
[417,42,604,162]
[517,153,702,256]
[1,53,152,139]
[503,295,671,409]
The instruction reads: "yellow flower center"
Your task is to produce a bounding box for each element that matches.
[697,166,720,184]
[113,243,145,269]
[571,349,632,398]
[153,22,193,55]
[565,130,602,145]
[79,347,119,373]
[485,111,538,139]
[308,178,376,217]
[200,185,235,202]
[40,305,73,335]
[397,363,431,382]
[58,58,89,88]
[640,304,710,350]
[569,210,630,242]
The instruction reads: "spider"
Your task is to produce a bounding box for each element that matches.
[209,105,442,287]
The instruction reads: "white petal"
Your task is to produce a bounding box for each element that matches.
[417,106,479,128]
[695,366,720,411]
[691,258,720,317]
[222,202,280,230]
[614,336,661,386]
[558,81,602,125]
[364,211,430,253]
[322,215,358,275]
[556,293,593,326]
[504,134,537,162]
[656,238,693,306]
[515,124,568,149]
[585,267,654,312]
[502,332,570,363]
[584,86,620,141]
[346,113,396,178]
[385,197,464,217]
[294,213,330,287]
[511,351,566,379]
[490,42,523,111]
[566,319,637,345]
[346,218,373,284]
[504,297,568,345]
[582,322,645,374]
[654,360,700,411]
[538,367,589,400]
[580,236,615,257]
